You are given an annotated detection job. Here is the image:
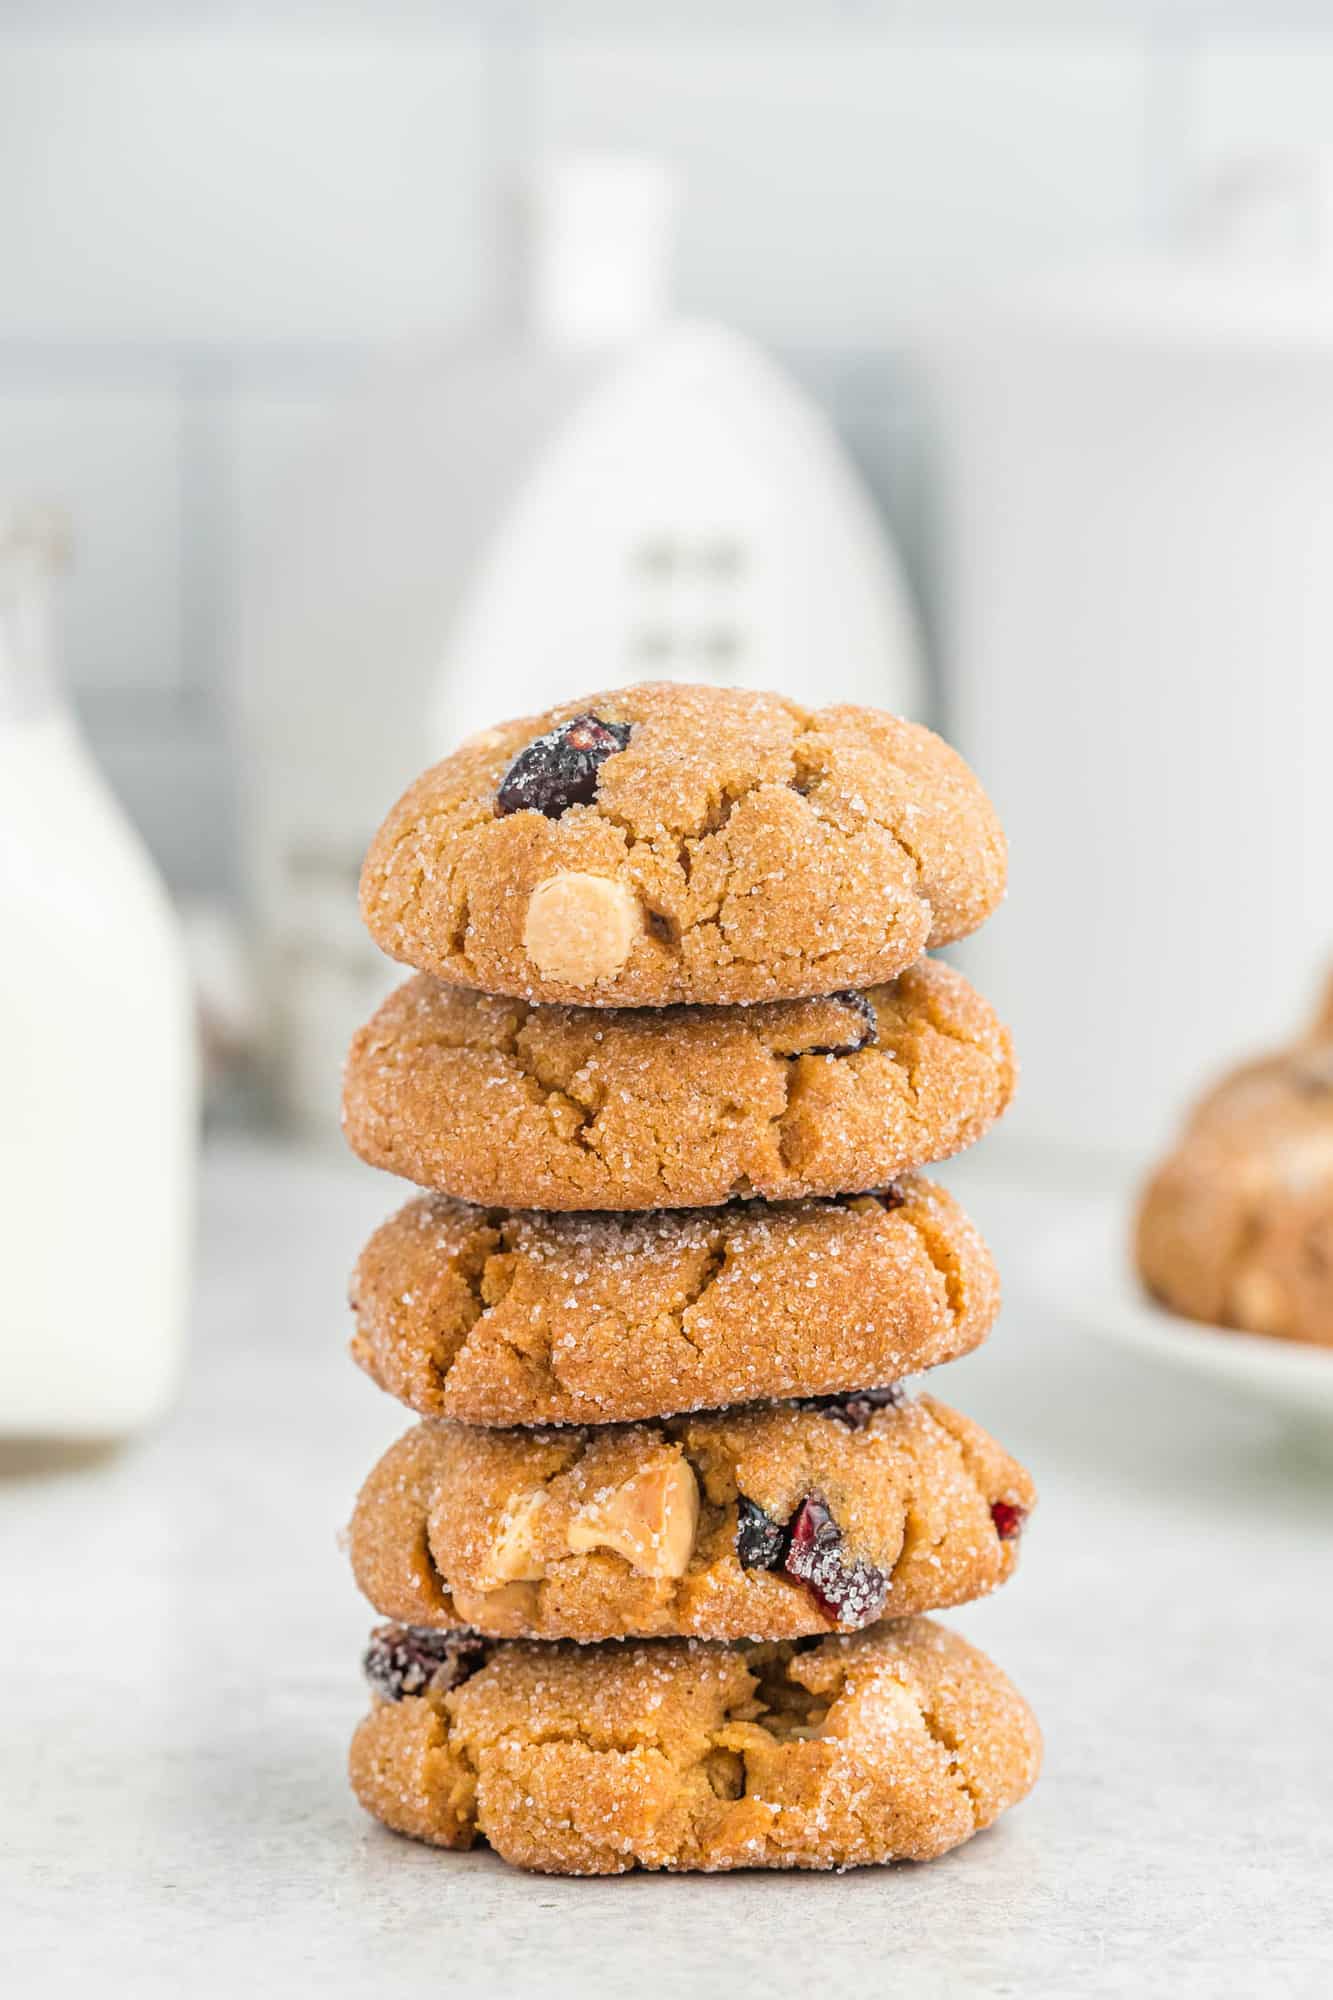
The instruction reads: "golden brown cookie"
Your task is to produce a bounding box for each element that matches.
[348,1393,1034,1643]
[350,1175,999,1426]
[342,959,1015,1211]
[1136,990,1333,1346]
[348,1616,1042,1873]
[358,683,1007,1007]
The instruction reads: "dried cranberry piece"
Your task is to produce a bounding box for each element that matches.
[805,988,878,1056]
[363,1624,491,1702]
[495,714,631,818]
[784,1494,888,1628]
[735,1496,787,1570]
[736,1490,888,1627]
[990,1500,1027,1542]
[833,1184,905,1212]
[804,1384,903,1430]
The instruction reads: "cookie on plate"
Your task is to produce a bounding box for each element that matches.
[342,959,1015,1212]
[1136,990,1333,1346]
[348,1392,1034,1642]
[348,1615,1042,1873]
[350,1174,1000,1427]
[357,683,1007,1007]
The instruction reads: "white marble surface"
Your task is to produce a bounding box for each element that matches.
[5,1141,1332,1998]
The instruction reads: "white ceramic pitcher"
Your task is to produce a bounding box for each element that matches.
[926,154,1333,1163]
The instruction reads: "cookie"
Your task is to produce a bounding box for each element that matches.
[1136,997,1333,1346]
[348,1392,1034,1642]
[348,1616,1042,1873]
[357,682,1007,1007]
[350,1175,999,1427]
[342,958,1015,1212]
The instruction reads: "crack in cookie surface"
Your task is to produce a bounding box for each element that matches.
[358,683,1006,1008]
[346,1617,1042,1872]
[347,1393,1035,1644]
[348,1173,1000,1426]
[341,957,1015,1212]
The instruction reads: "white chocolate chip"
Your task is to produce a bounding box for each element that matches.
[480,1490,549,1585]
[567,1456,699,1578]
[522,871,642,986]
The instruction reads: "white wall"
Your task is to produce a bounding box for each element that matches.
[0,3,1324,888]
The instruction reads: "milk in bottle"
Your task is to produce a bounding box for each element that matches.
[0,506,196,1435]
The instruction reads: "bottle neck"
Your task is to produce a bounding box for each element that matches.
[0,556,62,728]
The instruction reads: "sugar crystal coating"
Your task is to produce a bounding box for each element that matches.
[798,1384,905,1429]
[347,1174,1000,1427]
[783,1493,889,1627]
[735,1496,787,1570]
[347,1617,1044,1872]
[805,988,879,1055]
[496,715,632,819]
[347,1393,1036,1642]
[734,1485,892,1627]
[341,958,1016,1213]
[344,680,1036,1877]
[359,682,1008,1007]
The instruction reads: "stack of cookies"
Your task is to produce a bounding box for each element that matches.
[340,683,1040,1876]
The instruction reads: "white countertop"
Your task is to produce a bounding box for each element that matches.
[6,1141,1332,1998]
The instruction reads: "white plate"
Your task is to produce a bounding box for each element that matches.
[1027,1198,1333,1427]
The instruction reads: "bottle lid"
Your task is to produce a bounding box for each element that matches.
[0,501,72,573]
[528,152,679,345]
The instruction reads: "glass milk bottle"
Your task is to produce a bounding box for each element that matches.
[0,506,196,1437]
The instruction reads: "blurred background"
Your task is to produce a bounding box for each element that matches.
[6,0,1333,1166]
[7,15,1333,1977]
[5,0,1333,1413]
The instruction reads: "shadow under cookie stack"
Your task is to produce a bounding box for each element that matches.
[341,683,1041,1876]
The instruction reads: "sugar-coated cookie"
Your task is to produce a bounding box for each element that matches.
[348,1392,1034,1643]
[358,683,1006,1008]
[1136,988,1333,1346]
[348,1616,1041,1873]
[342,959,1015,1212]
[349,1175,999,1427]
